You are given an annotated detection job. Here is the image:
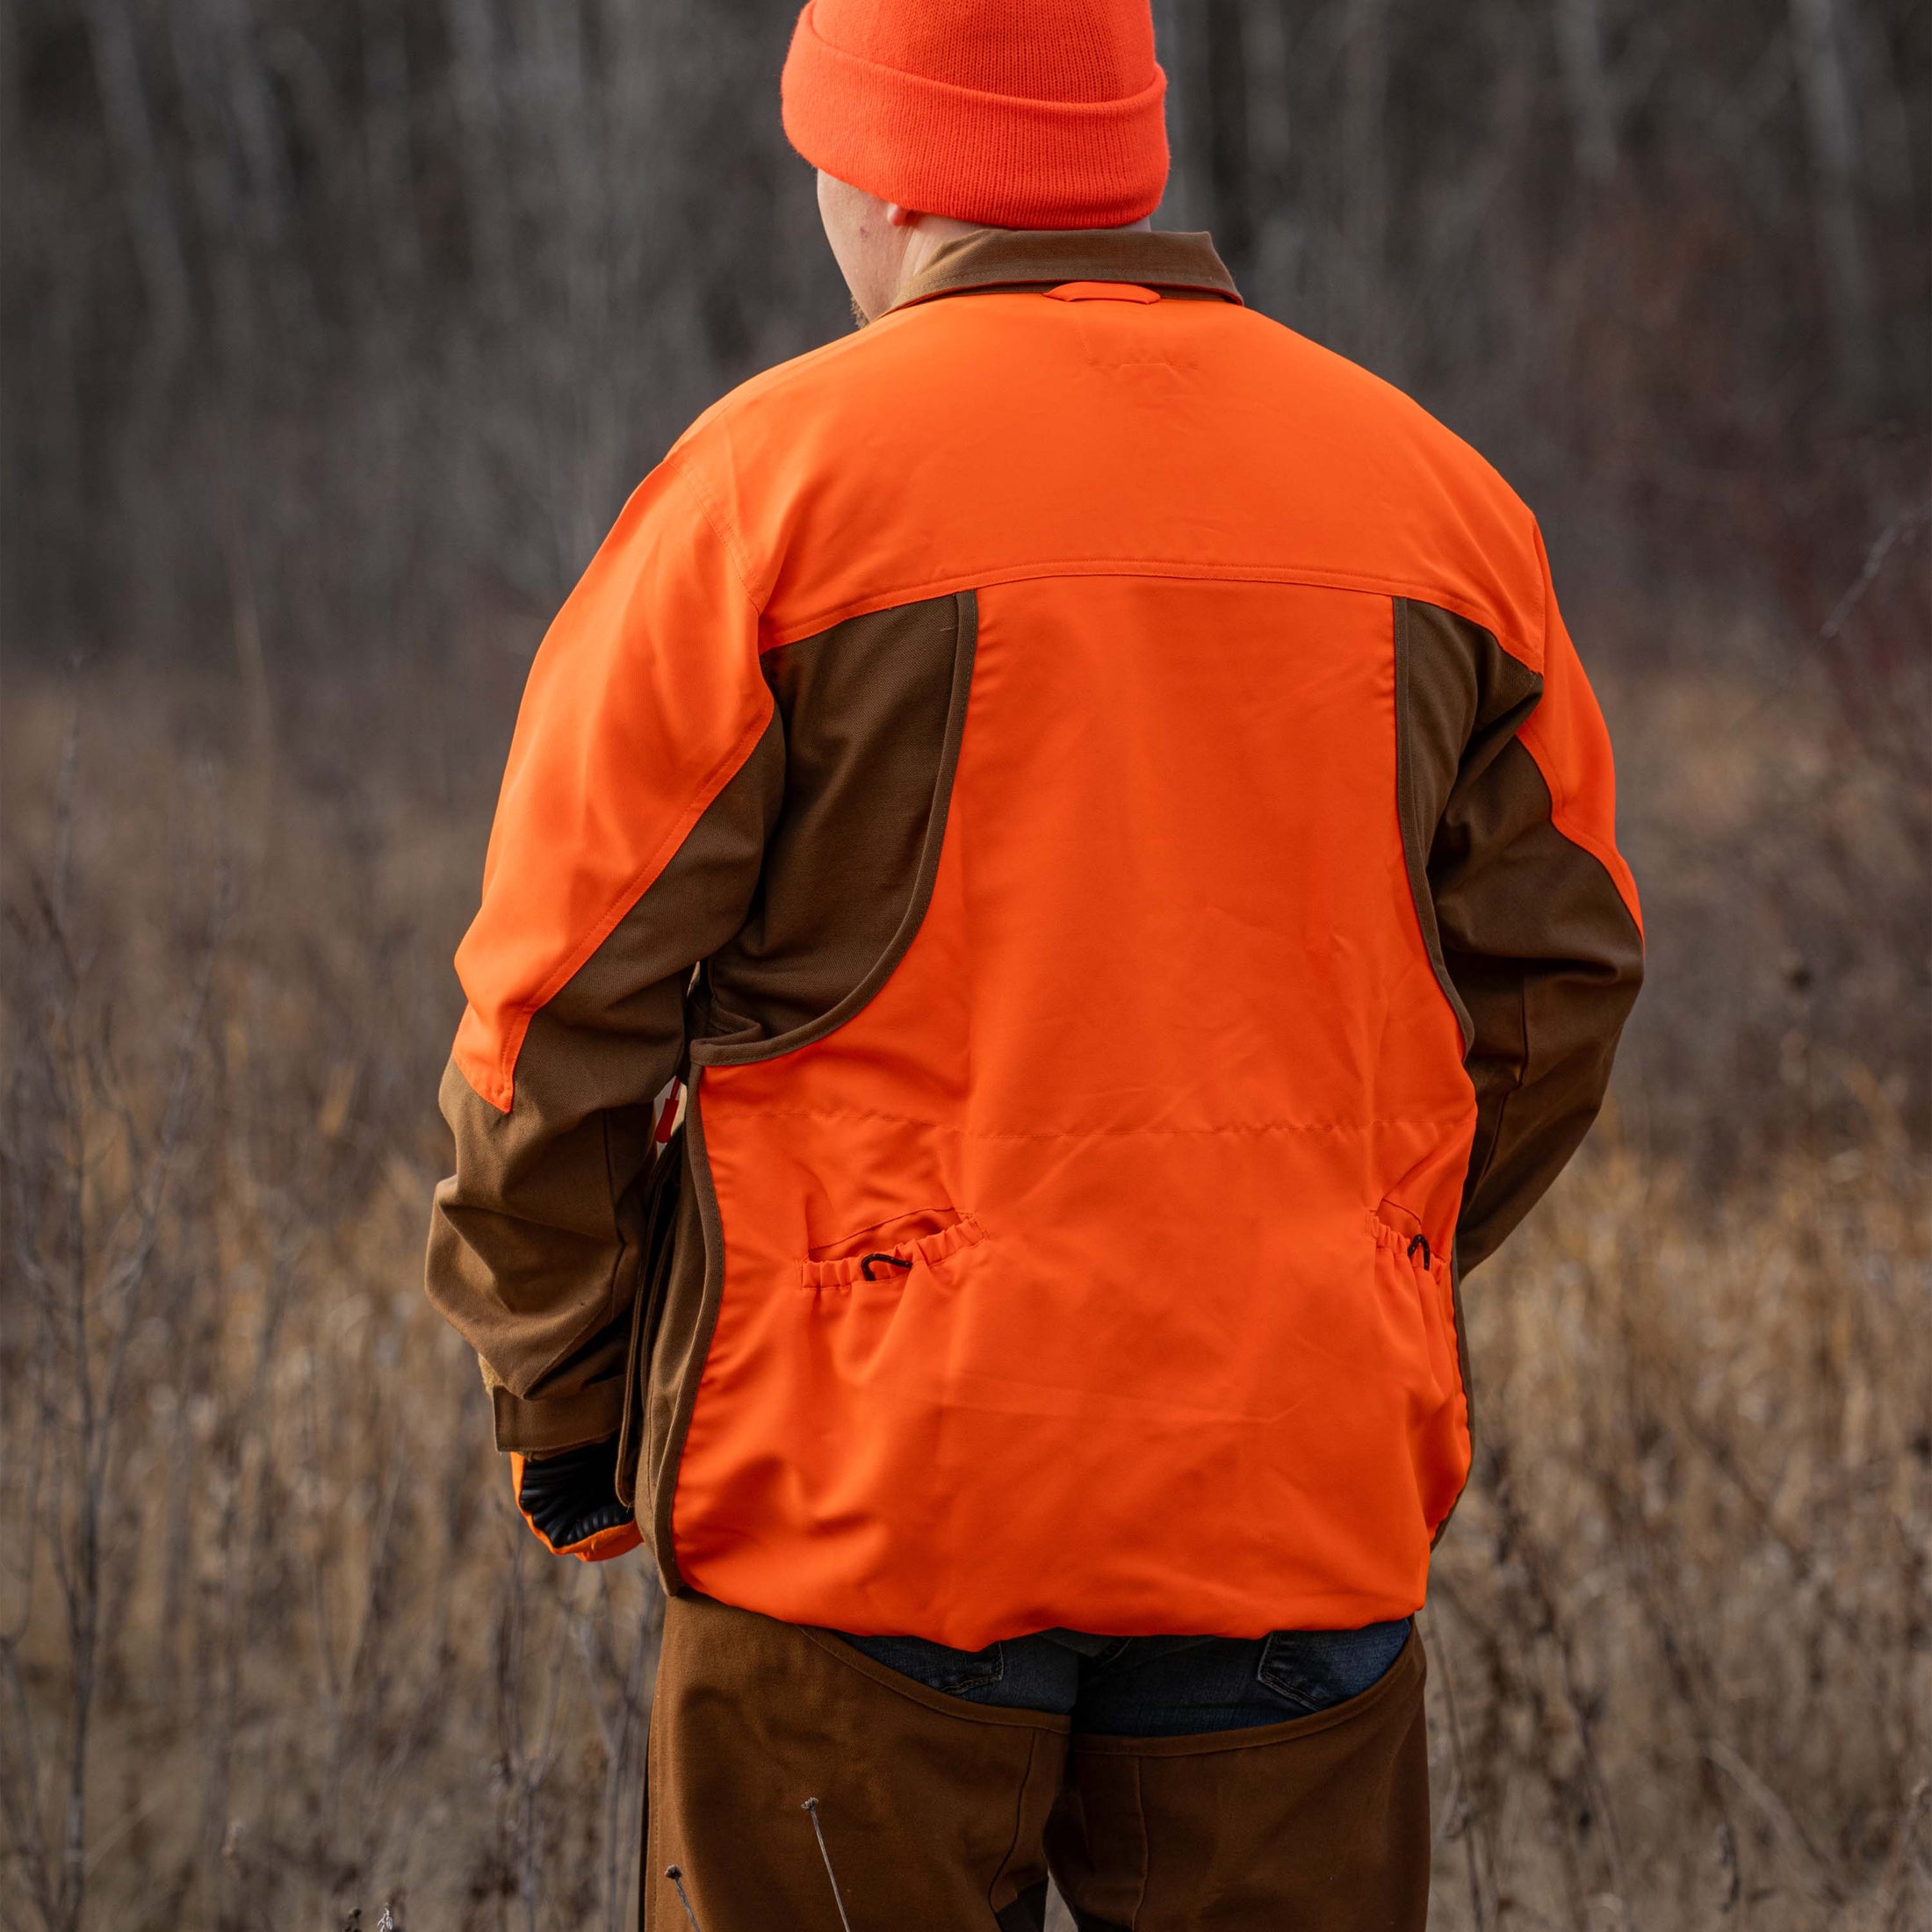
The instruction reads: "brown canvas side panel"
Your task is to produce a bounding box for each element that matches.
[647,591,978,1586]
[1395,598,1643,1280]
[426,714,783,1453]
[1439,738,1643,1268]
[701,590,970,1047]
[1395,599,1542,1049]
[1395,598,1540,1467]
[642,1096,717,1590]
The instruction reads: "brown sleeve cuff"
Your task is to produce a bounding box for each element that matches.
[488,1373,627,1454]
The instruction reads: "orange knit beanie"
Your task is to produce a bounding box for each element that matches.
[781,0,1169,229]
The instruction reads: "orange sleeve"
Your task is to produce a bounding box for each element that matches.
[451,457,772,1113]
[1517,529,1643,938]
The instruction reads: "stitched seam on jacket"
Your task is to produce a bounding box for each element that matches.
[479,697,775,1111]
[1514,721,1643,931]
[663,445,760,605]
[1436,1252,1479,1539]
[761,562,1537,668]
[1521,523,1640,926]
[692,592,977,1070]
[1392,597,1477,1056]
[709,1107,1472,1138]
[652,1070,724,1594]
[1536,520,1555,684]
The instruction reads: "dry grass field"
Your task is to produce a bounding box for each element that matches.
[1,633,1925,1932]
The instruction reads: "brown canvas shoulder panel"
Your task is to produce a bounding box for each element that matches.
[426,711,783,1452]
[1394,597,1642,1278]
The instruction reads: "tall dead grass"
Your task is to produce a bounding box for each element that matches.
[0,659,1925,1931]
[1430,1131,1928,1930]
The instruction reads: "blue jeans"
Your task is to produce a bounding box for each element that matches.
[834,1617,1413,1737]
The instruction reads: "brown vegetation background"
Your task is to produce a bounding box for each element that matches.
[1,3,1927,1928]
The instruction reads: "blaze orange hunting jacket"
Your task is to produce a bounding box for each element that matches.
[427,229,1643,1650]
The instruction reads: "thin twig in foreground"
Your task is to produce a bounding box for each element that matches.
[665,1864,703,1930]
[802,1799,854,1932]
[1819,499,1931,643]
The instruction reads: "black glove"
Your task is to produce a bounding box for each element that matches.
[511,1438,641,1561]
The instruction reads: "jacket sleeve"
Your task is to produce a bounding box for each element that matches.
[1401,554,1644,1276]
[425,456,781,1453]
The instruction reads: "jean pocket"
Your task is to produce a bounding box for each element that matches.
[1255,1619,1412,1714]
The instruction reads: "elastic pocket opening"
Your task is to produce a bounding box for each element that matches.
[800,1212,986,1292]
[1367,1203,1458,1410]
[1367,1200,1447,1281]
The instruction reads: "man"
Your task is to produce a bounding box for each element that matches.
[426,1,1643,1925]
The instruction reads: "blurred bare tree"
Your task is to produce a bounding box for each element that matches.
[2,1,1921,646]
[2,0,835,656]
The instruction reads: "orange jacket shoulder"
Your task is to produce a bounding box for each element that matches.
[668,292,1552,668]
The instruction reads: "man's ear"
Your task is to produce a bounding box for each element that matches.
[885,203,918,229]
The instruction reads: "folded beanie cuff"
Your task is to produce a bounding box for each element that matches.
[782,3,1169,230]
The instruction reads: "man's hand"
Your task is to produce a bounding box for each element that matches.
[510,1438,643,1561]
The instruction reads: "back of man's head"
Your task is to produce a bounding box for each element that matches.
[782,0,1169,232]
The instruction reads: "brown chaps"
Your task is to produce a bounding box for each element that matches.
[644,1592,1431,1932]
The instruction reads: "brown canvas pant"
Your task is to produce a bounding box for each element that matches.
[644,1592,1431,1932]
